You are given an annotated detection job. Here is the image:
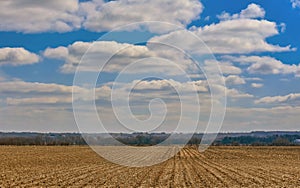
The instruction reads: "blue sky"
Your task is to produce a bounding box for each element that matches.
[0,0,300,133]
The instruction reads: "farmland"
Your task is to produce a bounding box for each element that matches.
[0,146,299,187]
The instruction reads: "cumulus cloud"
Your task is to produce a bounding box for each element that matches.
[0,0,202,33]
[206,83,253,99]
[0,81,79,94]
[2,77,249,107]
[0,47,39,66]
[115,78,252,100]
[44,41,200,76]
[0,78,205,106]
[128,79,208,94]
[222,106,300,132]
[0,80,112,106]
[43,46,69,60]
[225,75,246,85]
[1,78,252,132]
[150,3,293,54]
[0,0,82,33]
[226,89,253,99]
[251,83,263,88]
[0,80,75,104]
[202,59,242,74]
[44,41,151,73]
[255,93,300,104]
[279,23,286,33]
[194,19,294,53]
[225,56,300,77]
[6,97,73,105]
[291,0,300,8]
[150,19,293,54]
[244,77,263,81]
[217,3,265,21]
[218,62,242,75]
[80,0,203,33]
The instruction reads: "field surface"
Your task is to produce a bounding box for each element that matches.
[0,146,299,187]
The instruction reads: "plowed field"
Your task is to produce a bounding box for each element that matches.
[0,146,299,187]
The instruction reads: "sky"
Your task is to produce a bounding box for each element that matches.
[0,0,300,133]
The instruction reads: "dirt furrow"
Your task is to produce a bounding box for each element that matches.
[202,149,288,185]
[147,156,174,187]
[180,148,209,187]
[197,148,289,186]
[170,150,189,187]
[188,148,246,187]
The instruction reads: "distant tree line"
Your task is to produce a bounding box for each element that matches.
[0,133,202,146]
[0,133,299,146]
[213,135,300,146]
[0,134,87,146]
[114,133,202,146]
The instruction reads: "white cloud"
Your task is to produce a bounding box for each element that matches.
[80,0,203,33]
[6,97,73,105]
[244,77,263,81]
[225,75,246,85]
[43,46,69,60]
[111,79,252,102]
[222,55,259,65]
[196,19,293,54]
[291,0,300,8]
[0,106,79,132]
[219,62,242,75]
[0,78,254,132]
[44,41,199,76]
[204,16,210,21]
[203,60,242,75]
[0,81,78,94]
[251,83,263,88]
[226,56,300,77]
[216,12,231,21]
[0,47,39,66]
[129,79,208,93]
[239,3,265,19]
[150,19,293,54]
[255,93,300,104]
[0,80,83,105]
[44,41,152,73]
[0,77,5,82]
[280,78,290,82]
[217,3,265,21]
[226,88,253,99]
[246,56,300,77]
[0,0,203,33]
[0,80,112,106]
[2,77,250,108]
[279,23,286,33]
[222,106,300,132]
[0,0,82,33]
[209,83,253,99]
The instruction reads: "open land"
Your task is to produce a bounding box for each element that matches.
[0,146,299,187]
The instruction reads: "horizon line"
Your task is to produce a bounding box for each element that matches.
[1,130,300,134]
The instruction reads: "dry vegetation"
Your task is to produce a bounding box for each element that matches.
[0,146,299,187]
